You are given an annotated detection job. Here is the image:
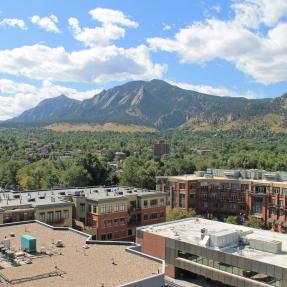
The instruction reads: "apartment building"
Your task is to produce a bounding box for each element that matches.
[66,187,166,240]
[137,218,287,287]
[0,191,73,227]
[156,169,287,231]
[154,140,170,157]
[0,187,165,240]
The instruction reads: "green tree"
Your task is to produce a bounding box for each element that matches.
[243,217,265,229]
[60,165,90,187]
[166,208,196,222]
[226,216,239,225]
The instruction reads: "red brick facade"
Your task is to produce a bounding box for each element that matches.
[137,230,176,277]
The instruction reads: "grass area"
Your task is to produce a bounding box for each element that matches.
[180,113,287,133]
[46,123,156,133]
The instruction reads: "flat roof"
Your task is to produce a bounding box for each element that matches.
[165,175,287,185]
[140,218,287,268]
[0,187,163,209]
[0,222,162,287]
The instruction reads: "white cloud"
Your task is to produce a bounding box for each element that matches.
[0,18,27,30]
[232,0,287,28]
[168,80,262,99]
[68,17,126,47]
[163,23,172,31]
[69,8,138,47]
[89,8,138,28]
[0,44,166,84]
[148,0,287,85]
[30,15,60,33]
[212,5,221,13]
[0,78,101,120]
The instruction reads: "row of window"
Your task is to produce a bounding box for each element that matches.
[39,210,69,223]
[101,230,127,240]
[201,202,246,210]
[143,198,165,208]
[143,212,164,221]
[178,251,281,287]
[178,182,287,196]
[102,217,126,228]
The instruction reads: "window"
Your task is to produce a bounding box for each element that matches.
[200,184,209,191]
[107,233,112,240]
[55,211,61,222]
[79,203,85,212]
[241,184,249,193]
[201,194,208,199]
[143,200,148,208]
[107,205,113,213]
[211,184,219,191]
[270,208,276,215]
[119,203,125,211]
[120,218,125,225]
[272,187,281,195]
[159,211,164,218]
[101,234,106,240]
[40,212,45,222]
[179,194,186,208]
[47,212,53,223]
[114,204,119,212]
[150,213,158,220]
[160,198,165,206]
[100,206,106,214]
[128,229,133,236]
[221,183,229,191]
[63,210,69,219]
[240,196,245,202]
[231,183,239,192]
[177,251,281,286]
[231,195,237,201]
[179,183,186,189]
[254,186,268,194]
[114,218,119,225]
[279,200,284,207]
[150,199,158,207]
[143,214,148,221]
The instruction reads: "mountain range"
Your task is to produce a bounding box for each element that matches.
[4,79,287,131]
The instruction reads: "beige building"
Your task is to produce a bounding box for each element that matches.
[0,191,73,227]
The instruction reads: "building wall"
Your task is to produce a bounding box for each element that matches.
[159,177,287,230]
[34,204,73,227]
[136,230,176,277]
[138,230,287,287]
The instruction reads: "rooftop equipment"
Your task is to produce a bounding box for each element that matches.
[21,234,36,253]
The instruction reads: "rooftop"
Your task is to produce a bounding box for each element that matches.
[140,218,287,268]
[157,168,287,183]
[0,222,163,287]
[0,187,163,208]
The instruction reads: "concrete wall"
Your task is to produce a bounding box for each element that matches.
[165,237,287,285]
[119,274,164,287]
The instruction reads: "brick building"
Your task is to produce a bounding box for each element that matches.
[156,169,287,232]
[0,186,166,241]
[68,187,166,240]
[154,140,170,157]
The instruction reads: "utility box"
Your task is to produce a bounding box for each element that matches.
[21,234,36,253]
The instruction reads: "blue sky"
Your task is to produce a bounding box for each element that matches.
[0,0,287,119]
